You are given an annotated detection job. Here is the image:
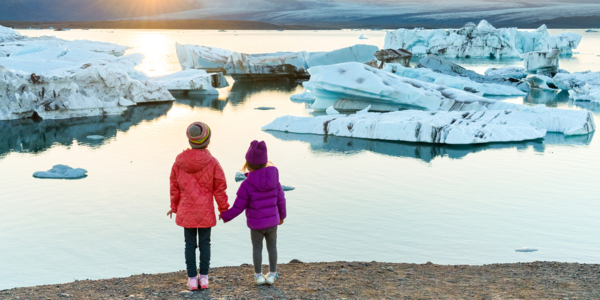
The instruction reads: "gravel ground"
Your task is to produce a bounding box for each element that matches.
[2,260,599,299]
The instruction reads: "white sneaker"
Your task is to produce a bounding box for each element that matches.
[255,274,266,285]
[265,273,277,285]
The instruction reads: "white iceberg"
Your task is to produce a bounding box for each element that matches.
[416,55,530,92]
[176,43,379,80]
[262,110,549,145]
[384,20,581,58]
[304,63,594,136]
[484,66,527,79]
[0,53,174,121]
[0,25,129,58]
[358,34,368,39]
[147,69,228,94]
[383,64,526,96]
[282,186,295,191]
[515,247,538,252]
[86,135,105,140]
[553,71,600,102]
[372,48,413,68]
[522,49,560,76]
[524,75,557,90]
[290,90,316,102]
[235,172,247,182]
[33,164,88,179]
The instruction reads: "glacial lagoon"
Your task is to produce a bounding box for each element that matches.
[0,29,599,289]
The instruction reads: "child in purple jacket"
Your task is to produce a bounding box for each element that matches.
[221,140,287,285]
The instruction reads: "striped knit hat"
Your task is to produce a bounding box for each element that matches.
[187,122,211,149]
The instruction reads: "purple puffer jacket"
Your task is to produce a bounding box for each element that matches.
[221,166,286,230]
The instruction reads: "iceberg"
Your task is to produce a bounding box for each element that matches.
[383,63,526,96]
[0,54,174,121]
[304,63,594,136]
[262,108,593,145]
[33,165,87,179]
[384,20,581,58]
[147,69,228,94]
[176,43,379,80]
[416,55,530,92]
[370,48,412,68]
[358,34,368,40]
[523,49,560,76]
[515,247,538,253]
[0,25,129,57]
[523,75,557,90]
[553,71,600,102]
[484,66,528,80]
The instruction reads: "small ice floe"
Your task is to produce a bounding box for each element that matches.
[290,91,316,102]
[255,107,275,110]
[586,29,599,33]
[235,172,247,182]
[33,164,87,179]
[282,185,295,191]
[358,34,368,39]
[515,247,538,252]
[86,135,104,140]
[326,106,340,115]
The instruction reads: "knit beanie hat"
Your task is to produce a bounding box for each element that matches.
[245,140,268,164]
[187,122,211,149]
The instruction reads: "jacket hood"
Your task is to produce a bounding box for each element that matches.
[176,149,213,174]
[246,166,279,192]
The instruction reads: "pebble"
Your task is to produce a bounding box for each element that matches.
[60,294,70,298]
[264,296,274,300]
[340,269,349,274]
[289,259,304,264]
[180,290,193,296]
[209,276,215,281]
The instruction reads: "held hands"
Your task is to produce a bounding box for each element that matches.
[279,219,284,225]
[167,210,174,219]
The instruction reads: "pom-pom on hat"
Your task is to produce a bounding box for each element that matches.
[187,122,211,149]
[245,140,268,164]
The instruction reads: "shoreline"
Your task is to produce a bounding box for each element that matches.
[3,260,599,299]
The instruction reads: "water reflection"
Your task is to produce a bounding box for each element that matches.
[524,89,571,106]
[266,131,593,163]
[0,103,173,158]
[227,80,301,105]
[174,94,227,111]
[571,101,600,114]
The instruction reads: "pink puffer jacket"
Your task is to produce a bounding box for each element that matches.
[170,149,229,228]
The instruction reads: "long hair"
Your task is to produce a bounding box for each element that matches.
[241,161,274,172]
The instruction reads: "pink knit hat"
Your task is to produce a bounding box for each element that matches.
[245,140,268,164]
[187,122,211,149]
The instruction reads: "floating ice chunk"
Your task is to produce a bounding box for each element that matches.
[358,34,368,39]
[524,75,557,90]
[373,48,412,68]
[553,71,600,102]
[86,135,105,140]
[175,43,235,72]
[326,106,340,115]
[235,172,247,182]
[356,105,371,114]
[586,29,599,33]
[384,63,526,96]
[417,55,530,92]
[290,90,316,103]
[484,67,527,80]
[0,54,174,121]
[282,185,295,191]
[33,164,88,179]
[9,43,47,57]
[255,107,275,110]
[523,49,560,76]
[225,51,310,80]
[262,110,549,145]
[147,69,228,94]
[515,247,538,252]
[306,44,379,68]
[384,20,581,58]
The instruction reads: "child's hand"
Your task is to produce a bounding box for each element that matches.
[279,219,284,225]
[167,210,174,219]
[219,214,222,220]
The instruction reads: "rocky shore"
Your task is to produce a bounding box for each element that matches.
[2,261,599,299]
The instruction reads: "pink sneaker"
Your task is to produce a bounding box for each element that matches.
[199,275,209,290]
[187,275,199,291]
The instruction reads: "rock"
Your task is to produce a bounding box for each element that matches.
[340,269,349,274]
[180,290,193,295]
[426,261,433,265]
[60,294,70,298]
[209,276,215,281]
[385,266,394,271]
[264,297,274,300]
[289,259,304,264]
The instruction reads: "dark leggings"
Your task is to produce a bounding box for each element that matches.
[251,226,278,274]
[184,227,211,277]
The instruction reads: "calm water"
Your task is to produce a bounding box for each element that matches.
[1,29,599,289]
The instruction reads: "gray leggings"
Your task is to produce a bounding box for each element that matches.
[251,226,278,274]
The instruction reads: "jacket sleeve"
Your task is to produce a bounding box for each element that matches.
[169,163,180,213]
[221,184,250,222]
[213,160,229,213]
[277,183,287,220]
